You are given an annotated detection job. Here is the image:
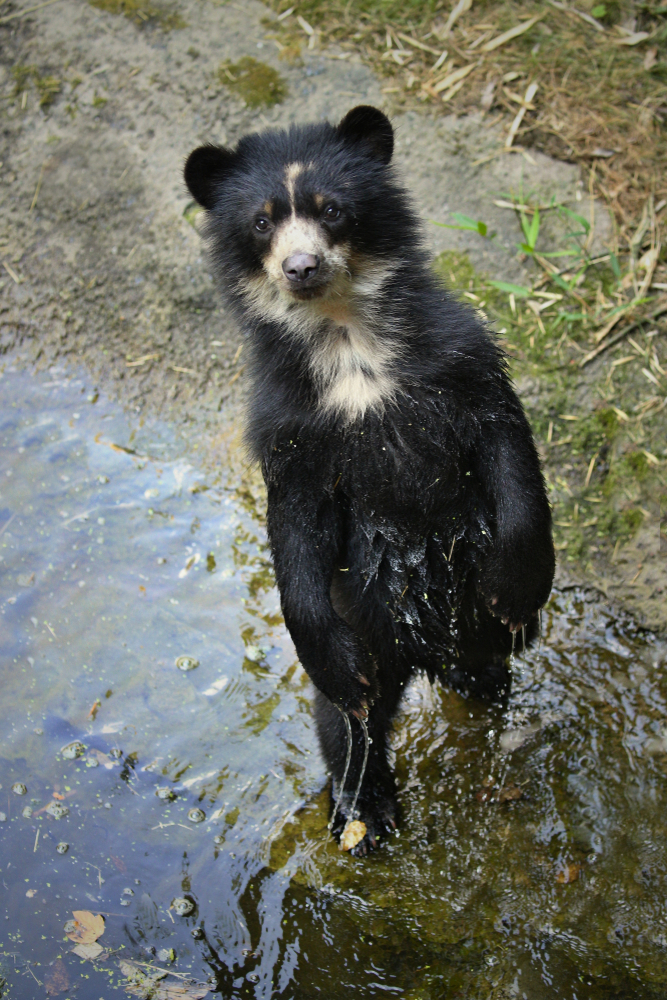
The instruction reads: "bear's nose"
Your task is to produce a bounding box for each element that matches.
[282,253,320,283]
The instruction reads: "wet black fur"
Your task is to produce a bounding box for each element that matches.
[185,107,555,853]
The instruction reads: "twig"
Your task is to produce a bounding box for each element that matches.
[580,302,667,366]
[0,512,16,536]
[2,260,21,284]
[0,0,63,24]
[29,162,46,213]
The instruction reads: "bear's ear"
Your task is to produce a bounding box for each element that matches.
[184,144,235,210]
[336,106,394,165]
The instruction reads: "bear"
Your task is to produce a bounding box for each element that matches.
[184,105,555,855]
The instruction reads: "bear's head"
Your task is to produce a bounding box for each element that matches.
[183,107,418,328]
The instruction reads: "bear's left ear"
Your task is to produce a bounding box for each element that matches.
[184,144,236,210]
[336,106,394,165]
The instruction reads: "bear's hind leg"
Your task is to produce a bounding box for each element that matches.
[314,665,409,854]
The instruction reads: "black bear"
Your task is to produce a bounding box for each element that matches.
[184,106,555,855]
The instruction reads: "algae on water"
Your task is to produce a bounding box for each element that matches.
[218,57,288,109]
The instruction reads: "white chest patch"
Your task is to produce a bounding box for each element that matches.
[310,321,399,422]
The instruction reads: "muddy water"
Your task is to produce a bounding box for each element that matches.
[1,367,667,1000]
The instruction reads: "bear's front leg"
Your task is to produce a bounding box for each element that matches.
[264,451,377,717]
[474,419,555,632]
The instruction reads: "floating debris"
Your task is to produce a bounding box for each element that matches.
[61,741,86,760]
[65,910,105,944]
[188,808,206,824]
[176,655,199,672]
[156,786,176,801]
[339,820,367,852]
[85,756,99,768]
[46,801,69,820]
[244,645,266,663]
[108,748,123,759]
[171,897,195,916]
[157,947,175,964]
[11,782,27,796]
[22,806,33,819]
[0,812,6,823]
[56,842,69,854]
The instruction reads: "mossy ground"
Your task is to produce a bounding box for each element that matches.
[88,0,186,30]
[434,247,666,569]
[218,56,288,109]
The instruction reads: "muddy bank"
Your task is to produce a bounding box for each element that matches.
[0,0,663,632]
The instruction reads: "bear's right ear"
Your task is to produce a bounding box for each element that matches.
[184,144,235,210]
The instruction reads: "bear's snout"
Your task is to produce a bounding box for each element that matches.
[282,253,320,284]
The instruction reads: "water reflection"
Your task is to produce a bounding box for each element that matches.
[0,366,666,999]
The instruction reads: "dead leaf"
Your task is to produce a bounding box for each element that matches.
[615,30,650,46]
[66,910,105,944]
[72,941,104,960]
[556,862,581,884]
[644,47,658,70]
[339,820,367,851]
[497,784,523,803]
[45,958,69,995]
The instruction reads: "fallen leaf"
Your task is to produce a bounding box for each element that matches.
[615,30,650,45]
[45,958,69,995]
[556,862,581,884]
[66,910,105,944]
[497,784,523,803]
[644,47,658,70]
[72,941,104,960]
[339,820,367,851]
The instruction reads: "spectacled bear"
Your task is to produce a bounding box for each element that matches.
[184,106,555,855]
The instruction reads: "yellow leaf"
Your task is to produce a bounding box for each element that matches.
[66,910,105,944]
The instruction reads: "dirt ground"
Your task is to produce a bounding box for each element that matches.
[0,0,664,633]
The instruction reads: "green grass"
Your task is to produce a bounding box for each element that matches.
[433,237,666,567]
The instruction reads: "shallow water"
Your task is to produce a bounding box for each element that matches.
[1,366,667,1000]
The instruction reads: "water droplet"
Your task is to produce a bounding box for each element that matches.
[187,808,206,824]
[11,783,27,796]
[156,786,176,801]
[61,741,86,760]
[22,806,33,819]
[56,842,69,854]
[122,887,135,896]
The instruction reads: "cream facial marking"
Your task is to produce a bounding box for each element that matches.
[263,215,327,288]
[284,162,305,209]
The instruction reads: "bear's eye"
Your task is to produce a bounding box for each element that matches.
[323,204,341,221]
[254,216,271,233]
